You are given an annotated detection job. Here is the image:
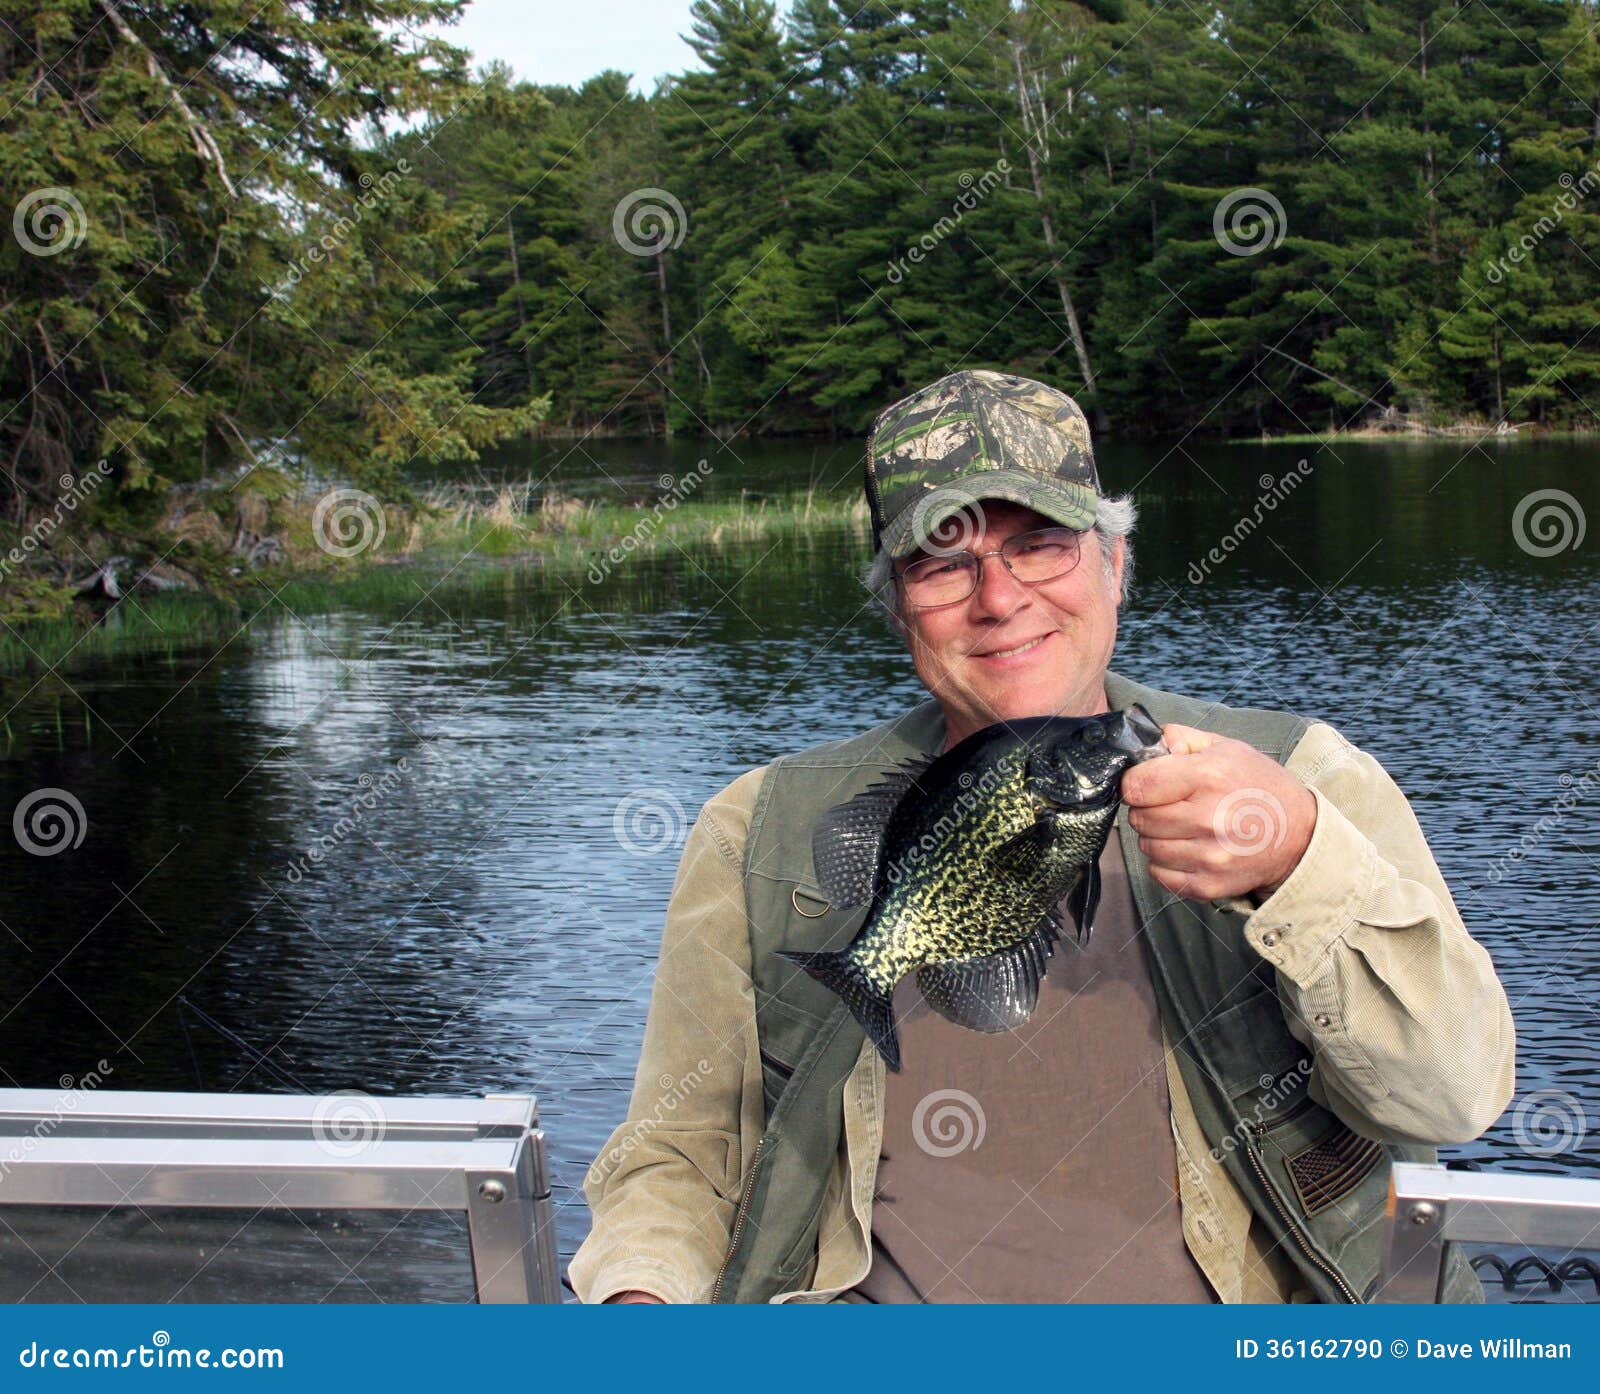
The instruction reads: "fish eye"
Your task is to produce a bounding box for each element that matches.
[1082,720,1105,743]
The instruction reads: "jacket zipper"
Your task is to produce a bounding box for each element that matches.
[1247,1123,1360,1303]
[710,1136,766,1303]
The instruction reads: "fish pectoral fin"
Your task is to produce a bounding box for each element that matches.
[811,758,930,908]
[1064,858,1101,945]
[984,815,1062,888]
[915,918,1059,1034]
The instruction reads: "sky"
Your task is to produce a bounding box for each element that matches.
[435,0,706,93]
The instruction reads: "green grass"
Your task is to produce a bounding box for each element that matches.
[0,488,872,678]
[0,590,243,680]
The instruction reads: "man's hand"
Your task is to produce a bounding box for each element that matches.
[1120,722,1317,903]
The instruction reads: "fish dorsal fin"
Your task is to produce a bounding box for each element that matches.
[1063,857,1101,945]
[811,757,931,909]
[914,914,1061,1034]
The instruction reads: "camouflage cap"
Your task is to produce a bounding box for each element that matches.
[865,369,1100,557]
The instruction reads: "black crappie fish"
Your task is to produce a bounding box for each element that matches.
[777,706,1166,1071]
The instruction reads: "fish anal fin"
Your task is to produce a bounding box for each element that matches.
[914,916,1060,1034]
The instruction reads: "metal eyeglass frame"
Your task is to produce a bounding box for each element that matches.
[893,526,1086,609]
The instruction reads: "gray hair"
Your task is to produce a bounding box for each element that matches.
[862,493,1138,621]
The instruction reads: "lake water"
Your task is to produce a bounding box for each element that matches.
[1,433,1597,1296]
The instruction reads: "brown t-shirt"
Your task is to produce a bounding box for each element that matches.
[841,836,1218,1303]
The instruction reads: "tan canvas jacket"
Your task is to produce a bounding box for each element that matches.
[569,719,1516,1303]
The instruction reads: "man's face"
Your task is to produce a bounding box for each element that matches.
[893,500,1124,748]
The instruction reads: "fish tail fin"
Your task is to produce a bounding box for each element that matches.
[775,949,902,1072]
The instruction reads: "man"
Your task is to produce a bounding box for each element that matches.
[570,369,1515,1304]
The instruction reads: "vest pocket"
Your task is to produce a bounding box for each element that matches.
[759,1047,796,1121]
[1190,988,1313,1117]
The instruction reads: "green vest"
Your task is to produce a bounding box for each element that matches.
[712,670,1481,1304]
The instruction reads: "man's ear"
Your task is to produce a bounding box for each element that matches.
[1109,534,1126,606]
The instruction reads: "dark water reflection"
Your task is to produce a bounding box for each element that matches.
[1,436,1597,1287]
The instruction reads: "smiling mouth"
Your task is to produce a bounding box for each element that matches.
[974,634,1051,659]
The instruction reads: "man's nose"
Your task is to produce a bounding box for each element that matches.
[969,550,1030,618]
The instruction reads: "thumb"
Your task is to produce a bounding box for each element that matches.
[1160,722,1223,757]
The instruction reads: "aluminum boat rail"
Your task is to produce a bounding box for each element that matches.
[1377,1162,1600,1304]
[0,1088,559,1303]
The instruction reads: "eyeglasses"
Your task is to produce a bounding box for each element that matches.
[894,527,1085,609]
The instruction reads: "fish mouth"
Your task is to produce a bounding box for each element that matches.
[1112,704,1167,762]
[1038,780,1123,814]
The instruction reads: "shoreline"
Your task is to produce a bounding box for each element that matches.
[0,487,871,682]
[1227,422,1598,446]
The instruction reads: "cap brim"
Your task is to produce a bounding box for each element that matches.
[879,470,1098,557]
